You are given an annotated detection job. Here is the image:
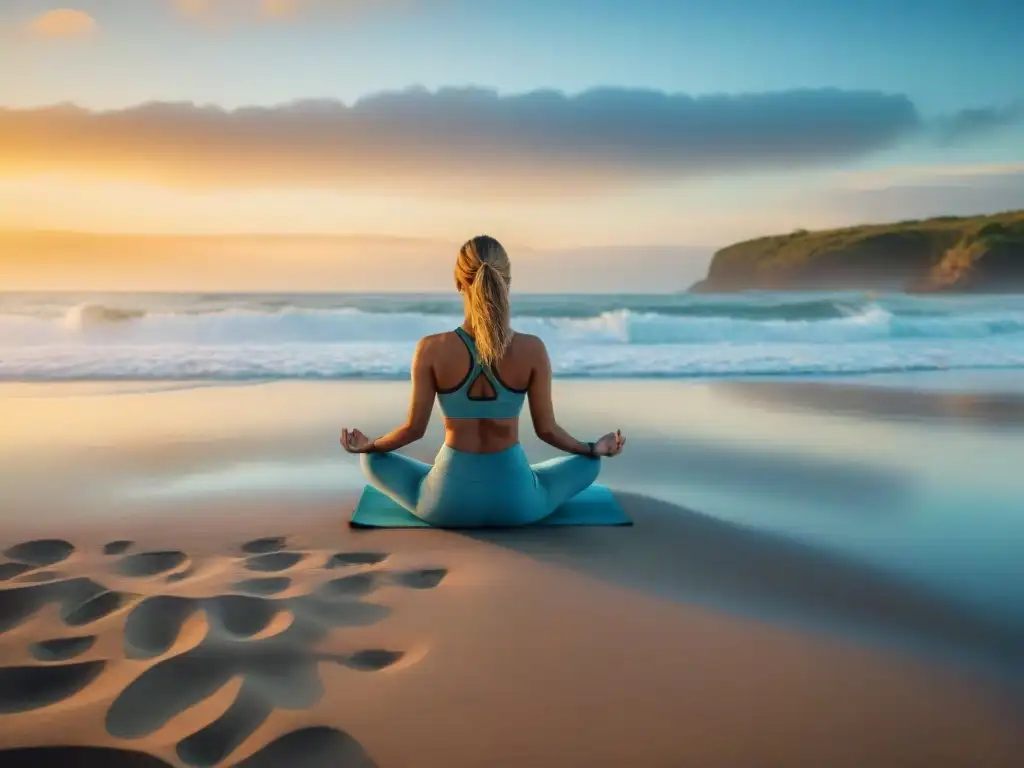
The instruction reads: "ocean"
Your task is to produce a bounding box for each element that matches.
[2,291,1024,382]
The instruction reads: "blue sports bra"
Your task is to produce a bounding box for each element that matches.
[437,327,528,420]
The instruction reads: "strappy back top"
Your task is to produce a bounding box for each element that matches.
[436,327,528,420]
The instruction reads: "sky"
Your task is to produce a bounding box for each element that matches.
[0,0,1022,290]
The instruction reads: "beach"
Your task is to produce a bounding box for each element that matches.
[5,0,1022,758]
[1,378,1022,767]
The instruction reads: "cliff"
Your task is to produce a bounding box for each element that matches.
[690,210,1024,293]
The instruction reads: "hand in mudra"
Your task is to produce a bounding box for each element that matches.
[341,428,373,454]
[594,430,625,457]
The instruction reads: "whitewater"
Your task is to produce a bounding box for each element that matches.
[2,291,1024,381]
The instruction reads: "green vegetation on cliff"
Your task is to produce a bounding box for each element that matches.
[691,209,1024,293]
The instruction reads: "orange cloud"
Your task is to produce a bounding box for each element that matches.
[174,0,215,16]
[26,8,97,39]
[0,88,925,198]
[260,0,304,17]
[173,0,408,22]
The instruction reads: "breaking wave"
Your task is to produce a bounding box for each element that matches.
[2,292,1023,380]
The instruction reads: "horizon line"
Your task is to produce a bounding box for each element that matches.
[0,228,722,250]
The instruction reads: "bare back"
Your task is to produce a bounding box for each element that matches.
[429,329,541,453]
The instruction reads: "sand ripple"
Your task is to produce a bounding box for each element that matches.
[3,539,75,568]
[30,635,97,662]
[0,537,441,766]
[0,661,106,714]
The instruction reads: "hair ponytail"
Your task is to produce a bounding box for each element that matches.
[455,235,513,368]
[468,260,512,367]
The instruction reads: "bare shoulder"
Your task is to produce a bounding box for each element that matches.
[414,332,450,358]
[511,332,548,357]
[418,331,452,348]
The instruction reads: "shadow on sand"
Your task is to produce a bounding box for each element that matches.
[466,492,1022,675]
[604,434,914,512]
[722,380,1024,430]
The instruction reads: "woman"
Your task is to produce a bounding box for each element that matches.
[341,235,625,527]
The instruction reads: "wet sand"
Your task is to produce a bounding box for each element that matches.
[0,380,1021,767]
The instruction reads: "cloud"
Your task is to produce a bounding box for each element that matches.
[836,162,1024,190]
[260,0,304,17]
[173,0,410,22]
[174,0,215,16]
[0,86,930,196]
[820,165,1024,223]
[936,102,1024,144]
[26,8,97,39]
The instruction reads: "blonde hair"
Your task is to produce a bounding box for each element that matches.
[455,235,512,368]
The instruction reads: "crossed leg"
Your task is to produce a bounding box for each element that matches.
[362,450,600,520]
[360,451,431,513]
[531,454,601,516]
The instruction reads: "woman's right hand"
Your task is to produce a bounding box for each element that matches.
[341,428,374,454]
[593,430,625,457]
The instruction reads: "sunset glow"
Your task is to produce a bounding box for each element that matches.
[1,0,1021,289]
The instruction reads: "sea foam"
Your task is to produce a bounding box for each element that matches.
[1,292,1022,380]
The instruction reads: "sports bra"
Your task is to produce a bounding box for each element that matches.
[436,327,528,420]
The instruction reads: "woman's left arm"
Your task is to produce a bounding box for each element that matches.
[364,337,436,453]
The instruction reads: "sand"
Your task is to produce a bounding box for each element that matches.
[1,380,1022,767]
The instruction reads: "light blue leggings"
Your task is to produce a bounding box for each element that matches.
[360,444,601,527]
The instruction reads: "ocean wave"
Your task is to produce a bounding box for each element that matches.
[0,301,1022,348]
[0,341,1021,381]
[0,292,974,323]
[2,291,1024,381]
[62,303,147,331]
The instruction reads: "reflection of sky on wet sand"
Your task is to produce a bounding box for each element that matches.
[722,378,1024,430]
[2,378,1022,626]
[120,459,366,500]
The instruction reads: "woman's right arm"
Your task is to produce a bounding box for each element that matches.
[527,337,597,457]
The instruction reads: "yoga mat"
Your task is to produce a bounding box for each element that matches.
[350,484,632,528]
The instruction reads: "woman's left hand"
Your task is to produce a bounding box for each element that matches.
[341,428,374,453]
[594,429,625,457]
